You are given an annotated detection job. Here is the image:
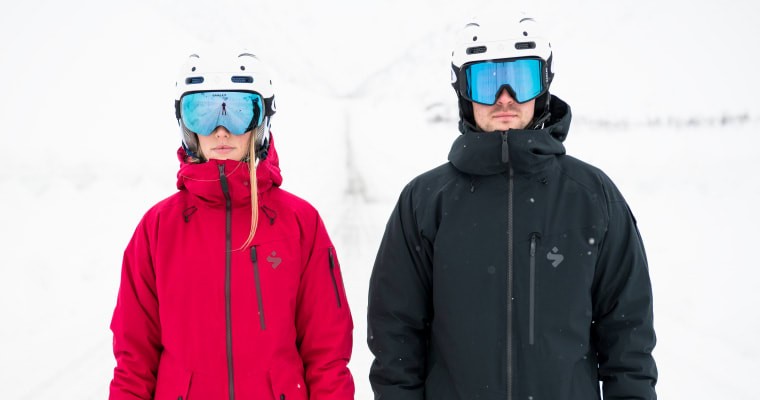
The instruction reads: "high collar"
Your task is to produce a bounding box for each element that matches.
[176,134,283,208]
[448,95,571,176]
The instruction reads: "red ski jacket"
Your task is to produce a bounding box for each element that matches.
[110,137,354,400]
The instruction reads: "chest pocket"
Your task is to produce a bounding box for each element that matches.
[525,227,600,344]
[249,235,302,331]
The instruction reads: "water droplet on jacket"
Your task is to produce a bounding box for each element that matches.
[487,266,496,274]
[588,237,595,245]
[587,251,592,255]
[529,198,535,203]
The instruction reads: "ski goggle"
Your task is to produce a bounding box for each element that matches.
[180,91,264,136]
[463,58,545,104]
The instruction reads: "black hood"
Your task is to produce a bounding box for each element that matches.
[449,95,571,176]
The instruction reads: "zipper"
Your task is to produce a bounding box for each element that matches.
[250,246,266,330]
[502,131,513,400]
[328,248,342,308]
[529,233,538,346]
[218,164,236,400]
[507,165,514,400]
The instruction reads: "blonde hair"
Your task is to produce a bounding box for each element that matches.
[239,129,259,250]
[188,126,264,251]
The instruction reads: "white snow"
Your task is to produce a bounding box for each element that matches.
[1,0,759,399]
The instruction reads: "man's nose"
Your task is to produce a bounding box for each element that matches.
[495,87,516,105]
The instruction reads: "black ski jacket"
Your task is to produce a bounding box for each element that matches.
[368,96,657,400]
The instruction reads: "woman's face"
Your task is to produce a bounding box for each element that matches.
[197,126,251,161]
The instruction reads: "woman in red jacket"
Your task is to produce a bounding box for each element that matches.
[109,51,354,400]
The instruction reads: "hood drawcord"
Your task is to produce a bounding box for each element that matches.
[183,206,197,223]
[261,205,277,226]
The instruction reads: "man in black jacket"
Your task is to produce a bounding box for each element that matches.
[368,14,657,400]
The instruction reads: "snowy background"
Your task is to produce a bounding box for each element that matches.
[1,0,759,398]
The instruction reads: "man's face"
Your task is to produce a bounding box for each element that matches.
[472,88,535,132]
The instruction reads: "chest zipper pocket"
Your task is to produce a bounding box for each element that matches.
[328,248,342,308]
[529,232,540,346]
[251,246,266,330]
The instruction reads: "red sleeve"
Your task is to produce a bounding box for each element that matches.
[109,214,163,400]
[295,214,355,400]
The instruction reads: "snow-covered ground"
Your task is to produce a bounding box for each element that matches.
[1,0,759,398]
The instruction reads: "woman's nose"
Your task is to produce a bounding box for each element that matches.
[212,126,231,137]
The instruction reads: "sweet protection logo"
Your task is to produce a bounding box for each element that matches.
[546,247,564,267]
[267,251,282,269]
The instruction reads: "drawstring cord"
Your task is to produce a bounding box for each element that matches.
[261,205,277,225]
[183,206,197,223]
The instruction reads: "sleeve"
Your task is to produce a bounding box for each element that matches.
[367,185,433,400]
[592,194,658,400]
[295,213,355,400]
[109,215,163,400]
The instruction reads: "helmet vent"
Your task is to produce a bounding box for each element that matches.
[231,76,254,83]
[185,77,204,84]
[515,42,536,50]
[466,46,487,55]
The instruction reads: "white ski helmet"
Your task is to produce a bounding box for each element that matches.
[175,51,276,160]
[451,14,554,130]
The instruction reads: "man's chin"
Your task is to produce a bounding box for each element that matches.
[490,122,522,131]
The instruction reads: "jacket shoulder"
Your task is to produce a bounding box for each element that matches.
[557,155,626,204]
[403,162,461,200]
[265,187,336,250]
[140,190,188,222]
[267,187,320,218]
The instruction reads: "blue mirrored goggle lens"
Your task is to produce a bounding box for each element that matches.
[180,91,263,136]
[466,59,543,104]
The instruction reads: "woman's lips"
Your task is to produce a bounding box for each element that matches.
[212,145,234,154]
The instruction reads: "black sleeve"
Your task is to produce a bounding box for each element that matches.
[368,184,433,400]
[592,190,658,399]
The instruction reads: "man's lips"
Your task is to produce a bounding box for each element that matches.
[493,112,518,119]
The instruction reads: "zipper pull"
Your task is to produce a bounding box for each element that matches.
[530,233,537,256]
[501,131,509,163]
[218,164,230,194]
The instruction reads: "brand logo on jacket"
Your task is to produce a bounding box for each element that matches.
[267,251,282,269]
[547,247,564,267]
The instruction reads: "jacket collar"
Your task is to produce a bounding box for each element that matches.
[448,95,571,176]
[176,134,283,208]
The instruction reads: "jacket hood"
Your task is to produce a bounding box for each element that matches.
[176,133,283,208]
[449,95,571,176]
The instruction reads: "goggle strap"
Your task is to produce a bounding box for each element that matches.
[264,97,276,117]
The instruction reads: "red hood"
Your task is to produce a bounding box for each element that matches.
[176,133,283,208]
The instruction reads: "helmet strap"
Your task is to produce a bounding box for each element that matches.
[529,92,552,130]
